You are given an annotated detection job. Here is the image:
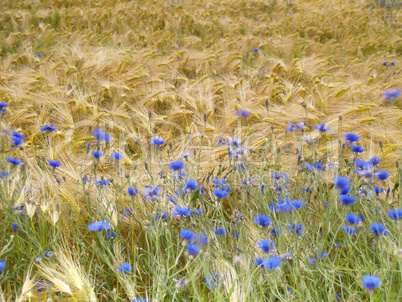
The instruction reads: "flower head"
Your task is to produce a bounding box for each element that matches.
[254,214,272,227]
[341,226,357,235]
[187,243,201,256]
[213,186,230,199]
[88,220,111,231]
[127,187,138,196]
[387,209,402,220]
[314,122,330,132]
[180,229,195,241]
[91,150,103,158]
[345,213,362,225]
[117,262,132,274]
[351,145,364,153]
[149,135,165,145]
[205,273,224,289]
[344,133,360,142]
[375,170,389,180]
[235,110,251,117]
[169,160,185,171]
[258,239,276,253]
[370,223,388,235]
[262,255,282,270]
[92,128,111,142]
[339,195,356,206]
[6,157,23,165]
[48,160,61,168]
[0,260,6,271]
[110,152,124,160]
[40,124,56,132]
[383,88,401,101]
[143,185,162,201]
[184,179,199,191]
[362,275,381,291]
[172,206,192,217]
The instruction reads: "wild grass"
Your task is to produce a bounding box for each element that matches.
[0,0,401,301]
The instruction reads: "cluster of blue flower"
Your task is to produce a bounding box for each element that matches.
[1,99,400,299]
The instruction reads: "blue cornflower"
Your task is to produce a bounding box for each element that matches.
[254,214,272,227]
[258,239,276,253]
[308,250,327,266]
[334,176,350,190]
[0,260,6,271]
[88,220,111,231]
[387,209,402,220]
[195,208,204,216]
[132,298,148,302]
[180,229,195,241]
[37,280,51,292]
[117,262,132,274]
[341,226,357,235]
[6,157,23,165]
[235,110,251,117]
[271,227,282,235]
[213,186,230,199]
[187,243,201,256]
[382,62,387,66]
[154,212,169,220]
[227,137,242,147]
[254,258,264,266]
[374,186,384,194]
[82,177,91,183]
[215,137,226,146]
[184,179,199,191]
[314,122,330,132]
[274,198,293,213]
[169,160,185,171]
[370,156,380,166]
[288,223,305,237]
[172,206,192,217]
[12,223,17,232]
[0,171,8,178]
[194,233,208,245]
[253,48,259,52]
[370,223,388,235]
[149,135,165,145]
[351,145,364,153]
[110,152,124,160]
[40,123,56,132]
[346,213,362,225]
[180,151,193,159]
[262,255,282,270]
[143,185,162,201]
[107,232,117,238]
[92,128,111,142]
[383,88,401,101]
[127,187,138,196]
[375,170,389,180]
[48,160,61,168]
[205,273,224,289]
[362,275,381,291]
[215,227,229,236]
[0,102,8,108]
[95,179,111,186]
[344,133,360,143]
[11,135,24,146]
[213,179,227,187]
[286,121,304,132]
[291,199,305,210]
[339,195,356,206]
[91,150,103,158]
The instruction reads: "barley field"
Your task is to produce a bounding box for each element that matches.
[0,0,401,301]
